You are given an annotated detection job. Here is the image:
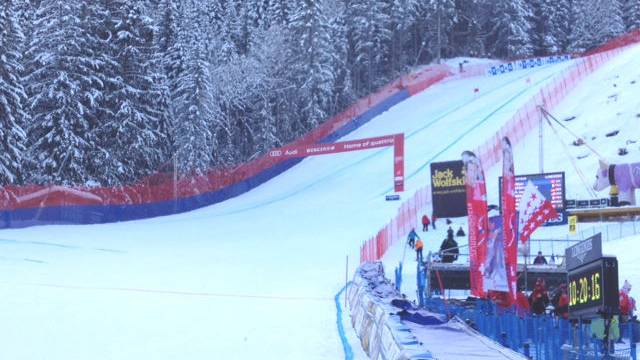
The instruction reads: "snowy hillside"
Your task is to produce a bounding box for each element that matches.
[0,56,582,360]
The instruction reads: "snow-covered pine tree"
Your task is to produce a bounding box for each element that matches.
[622,0,640,31]
[570,0,624,52]
[289,0,336,130]
[325,0,355,111]
[0,0,27,184]
[386,0,418,72]
[549,0,572,52]
[100,1,167,183]
[265,0,290,27]
[172,37,214,175]
[24,0,103,185]
[531,0,560,55]
[482,0,534,58]
[413,0,456,63]
[449,0,486,57]
[347,0,392,92]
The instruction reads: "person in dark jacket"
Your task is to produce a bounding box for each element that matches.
[431,213,437,230]
[447,226,454,239]
[456,226,466,237]
[533,251,548,265]
[529,278,550,315]
[407,228,420,249]
[439,232,459,263]
[421,215,430,232]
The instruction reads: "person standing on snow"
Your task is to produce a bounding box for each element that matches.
[431,213,437,230]
[415,238,424,263]
[407,228,420,249]
[421,214,430,232]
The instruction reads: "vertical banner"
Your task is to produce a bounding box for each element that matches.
[485,216,509,293]
[501,137,518,301]
[430,160,467,218]
[393,134,404,193]
[462,151,489,298]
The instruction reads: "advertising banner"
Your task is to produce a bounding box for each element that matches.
[462,151,489,298]
[501,137,518,300]
[430,160,467,218]
[484,216,509,293]
[269,134,404,192]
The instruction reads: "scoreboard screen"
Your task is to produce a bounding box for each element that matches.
[567,257,619,319]
[500,172,566,225]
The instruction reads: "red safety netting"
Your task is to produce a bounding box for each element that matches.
[0,65,452,212]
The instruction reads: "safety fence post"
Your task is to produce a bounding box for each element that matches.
[416,262,425,307]
[632,321,637,360]
[394,262,402,291]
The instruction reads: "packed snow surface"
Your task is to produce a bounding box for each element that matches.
[4,45,640,359]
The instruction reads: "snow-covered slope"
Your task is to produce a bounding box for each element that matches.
[0,52,616,360]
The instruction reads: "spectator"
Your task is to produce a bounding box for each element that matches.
[447,226,454,239]
[440,231,459,263]
[529,278,550,315]
[456,226,466,237]
[533,251,547,265]
[421,214,430,232]
[620,280,636,341]
[446,218,452,225]
[620,280,636,321]
[431,213,437,230]
[552,283,569,319]
[407,228,420,249]
[415,238,424,263]
[549,254,556,265]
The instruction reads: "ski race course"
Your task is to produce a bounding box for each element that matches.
[2,43,640,359]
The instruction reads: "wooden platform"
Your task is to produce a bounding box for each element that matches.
[568,206,640,222]
[425,262,567,295]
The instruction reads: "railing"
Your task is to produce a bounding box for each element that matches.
[425,298,638,360]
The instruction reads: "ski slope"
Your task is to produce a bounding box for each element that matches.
[0,57,583,360]
[383,44,640,317]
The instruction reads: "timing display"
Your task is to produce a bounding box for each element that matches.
[568,262,601,308]
[567,257,619,319]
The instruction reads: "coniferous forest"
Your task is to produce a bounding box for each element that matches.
[0,0,639,187]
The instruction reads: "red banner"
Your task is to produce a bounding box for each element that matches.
[269,134,404,192]
[463,151,489,298]
[501,137,518,302]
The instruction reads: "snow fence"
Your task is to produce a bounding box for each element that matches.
[360,37,637,264]
[348,262,436,360]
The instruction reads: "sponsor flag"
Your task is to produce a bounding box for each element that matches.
[501,137,518,302]
[462,151,489,298]
[518,181,559,243]
[484,216,509,293]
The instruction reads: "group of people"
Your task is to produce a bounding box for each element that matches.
[516,278,637,324]
[407,215,462,264]
[514,278,569,319]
